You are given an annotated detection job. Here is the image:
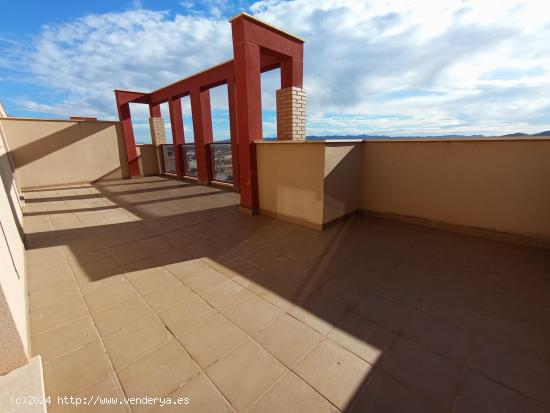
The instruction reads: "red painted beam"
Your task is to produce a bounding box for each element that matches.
[190,88,214,184]
[168,97,185,178]
[149,61,235,105]
[70,116,97,121]
[232,14,304,60]
[149,56,282,106]
[114,89,149,105]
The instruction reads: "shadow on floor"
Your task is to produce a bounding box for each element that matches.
[24,176,550,413]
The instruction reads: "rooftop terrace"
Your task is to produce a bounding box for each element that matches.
[1,11,550,413]
[24,177,550,412]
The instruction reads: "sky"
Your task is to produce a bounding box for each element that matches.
[1,0,550,142]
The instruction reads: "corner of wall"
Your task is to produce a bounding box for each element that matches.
[322,142,363,225]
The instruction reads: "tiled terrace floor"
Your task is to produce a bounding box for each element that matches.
[23,176,550,413]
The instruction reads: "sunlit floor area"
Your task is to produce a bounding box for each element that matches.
[24,177,550,412]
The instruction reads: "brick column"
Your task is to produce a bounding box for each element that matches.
[276,87,306,140]
[149,116,167,146]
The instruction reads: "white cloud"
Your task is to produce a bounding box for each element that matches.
[10,0,550,135]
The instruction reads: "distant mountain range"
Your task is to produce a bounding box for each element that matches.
[305,131,550,140]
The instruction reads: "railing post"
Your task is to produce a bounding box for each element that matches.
[190,88,214,184]
[115,96,140,177]
[227,79,240,191]
[168,97,185,178]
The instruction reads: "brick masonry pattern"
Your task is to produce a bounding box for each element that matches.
[149,117,167,145]
[276,87,306,140]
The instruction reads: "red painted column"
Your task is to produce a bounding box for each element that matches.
[190,88,214,184]
[280,57,304,88]
[227,79,240,191]
[149,103,162,118]
[116,101,141,177]
[168,97,185,178]
[232,40,262,212]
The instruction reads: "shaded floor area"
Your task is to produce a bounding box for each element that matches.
[24,176,550,412]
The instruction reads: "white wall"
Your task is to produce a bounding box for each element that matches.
[0,117,29,374]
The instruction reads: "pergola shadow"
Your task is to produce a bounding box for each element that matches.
[24,177,550,412]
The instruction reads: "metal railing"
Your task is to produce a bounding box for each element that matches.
[161,142,233,183]
[182,144,198,177]
[210,142,233,183]
[161,144,176,174]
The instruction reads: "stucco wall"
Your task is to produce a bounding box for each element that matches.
[0,118,129,189]
[257,142,325,227]
[323,143,361,225]
[256,138,550,243]
[0,118,29,374]
[360,139,550,241]
[136,144,161,177]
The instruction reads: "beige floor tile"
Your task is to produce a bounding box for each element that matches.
[402,310,470,363]
[249,371,338,413]
[49,374,130,413]
[288,298,349,336]
[118,340,199,410]
[327,312,396,364]
[223,295,282,336]
[32,316,100,363]
[354,293,413,332]
[28,263,75,292]
[25,179,550,413]
[181,267,229,293]
[157,295,218,337]
[199,279,253,312]
[103,315,172,370]
[142,283,195,312]
[348,371,442,413]
[178,314,248,368]
[153,373,233,413]
[28,278,82,310]
[73,271,125,294]
[84,277,138,313]
[258,278,310,312]
[30,295,89,335]
[254,314,322,367]
[473,313,548,359]
[206,340,287,411]
[294,339,372,409]
[92,297,154,336]
[379,338,461,410]
[125,267,181,294]
[467,335,550,405]
[43,340,112,399]
[163,259,213,280]
[454,370,549,413]
[311,278,365,311]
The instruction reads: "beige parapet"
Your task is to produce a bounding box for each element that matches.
[256,137,550,245]
[0,117,129,189]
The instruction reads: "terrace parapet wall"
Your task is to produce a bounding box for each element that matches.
[256,137,550,247]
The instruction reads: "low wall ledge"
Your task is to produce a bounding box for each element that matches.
[256,136,550,144]
[0,117,119,124]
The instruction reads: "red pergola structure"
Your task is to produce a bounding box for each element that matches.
[114,13,304,213]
